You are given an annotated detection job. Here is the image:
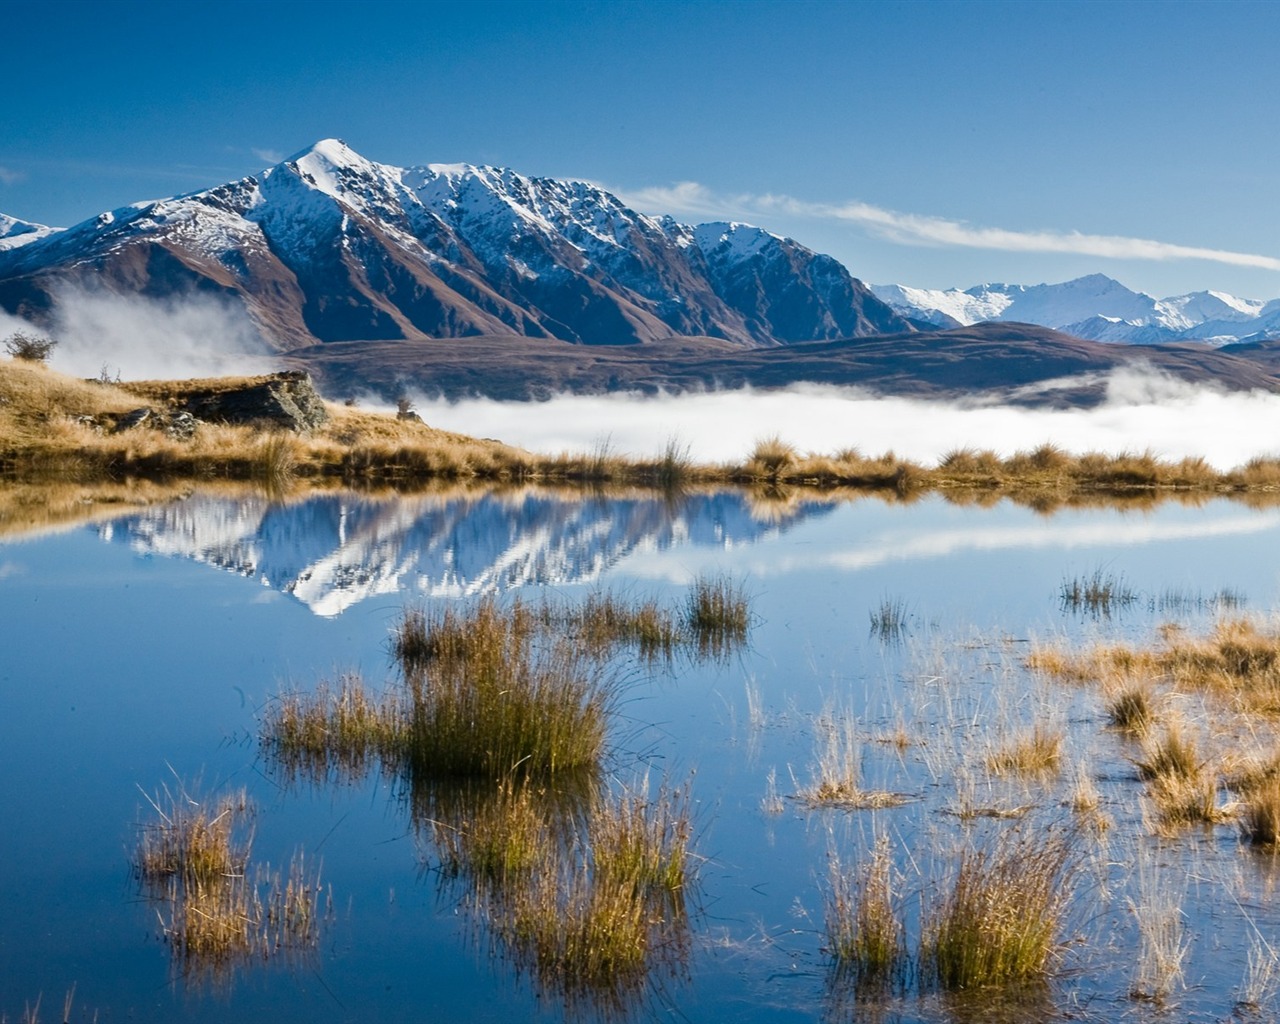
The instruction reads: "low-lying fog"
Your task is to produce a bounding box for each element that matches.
[413,368,1280,471]
[5,292,1277,472]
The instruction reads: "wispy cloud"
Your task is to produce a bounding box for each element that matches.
[252,147,284,164]
[620,181,1280,272]
[0,166,24,186]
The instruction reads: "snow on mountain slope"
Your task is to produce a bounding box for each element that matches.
[871,283,1010,327]
[0,140,912,350]
[0,213,60,252]
[873,274,1280,346]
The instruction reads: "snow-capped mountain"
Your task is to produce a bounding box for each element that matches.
[0,213,58,253]
[871,274,1280,346]
[0,139,911,349]
[96,487,834,617]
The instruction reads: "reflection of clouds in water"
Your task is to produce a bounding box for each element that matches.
[415,369,1280,471]
[0,561,26,579]
[617,510,1280,582]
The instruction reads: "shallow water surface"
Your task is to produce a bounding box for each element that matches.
[3,486,1280,1022]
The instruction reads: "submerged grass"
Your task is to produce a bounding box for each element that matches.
[1241,777,1280,846]
[684,573,751,660]
[798,710,908,809]
[869,596,910,643]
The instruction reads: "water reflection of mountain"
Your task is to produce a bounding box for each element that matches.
[96,489,833,617]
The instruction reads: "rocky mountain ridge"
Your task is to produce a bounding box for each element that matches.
[0,139,911,349]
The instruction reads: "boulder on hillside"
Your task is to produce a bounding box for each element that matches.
[173,371,328,431]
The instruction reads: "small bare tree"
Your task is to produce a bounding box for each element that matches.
[4,331,57,363]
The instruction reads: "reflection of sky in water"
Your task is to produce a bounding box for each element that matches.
[2,491,1280,1020]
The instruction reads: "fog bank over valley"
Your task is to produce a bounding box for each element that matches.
[413,368,1280,471]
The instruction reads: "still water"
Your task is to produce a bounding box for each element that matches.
[3,485,1280,1022]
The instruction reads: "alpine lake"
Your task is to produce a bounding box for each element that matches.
[5,479,1280,1024]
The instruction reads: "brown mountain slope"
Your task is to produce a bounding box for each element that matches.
[289,323,1280,407]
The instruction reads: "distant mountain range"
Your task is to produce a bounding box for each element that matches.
[872,274,1280,346]
[4,139,1280,404]
[0,139,910,349]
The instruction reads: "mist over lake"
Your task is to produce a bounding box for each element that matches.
[413,368,1280,470]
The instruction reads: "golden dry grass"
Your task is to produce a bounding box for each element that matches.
[10,359,1280,505]
[133,782,324,982]
[826,836,907,986]
[920,827,1076,990]
[1031,618,1280,717]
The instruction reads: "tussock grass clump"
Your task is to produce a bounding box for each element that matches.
[937,446,1002,478]
[134,784,252,892]
[262,674,403,783]
[400,597,612,780]
[652,437,693,491]
[985,725,1063,778]
[684,573,751,659]
[133,782,324,980]
[1134,720,1201,782]
[1068,766,1102,814]
[1106,680,1157,734]
[744,435,799,481]
[826,836,907,987]
[1133,721,1230,827]
[1146,772,1228,828]
[1241,777,1280,846]
[920,828,1076,991]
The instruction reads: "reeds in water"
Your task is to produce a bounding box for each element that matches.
[1059,568,1139,618]
[133,782,324,982]
[684,573,751,660]
[920,828,1076,990]
[400,597,612,780]
[826,836,907,989]
[262,673,403,783]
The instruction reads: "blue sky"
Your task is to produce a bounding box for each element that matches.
[4,0,1279,299]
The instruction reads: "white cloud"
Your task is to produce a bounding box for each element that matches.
[619,181,1280,272]
[252,148,284,164]
[0,166,23,186]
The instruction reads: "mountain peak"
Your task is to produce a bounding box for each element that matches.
[0,142,914,350]
[287,138,360,166]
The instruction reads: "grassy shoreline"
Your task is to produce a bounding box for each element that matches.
[5,358,1280,502]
